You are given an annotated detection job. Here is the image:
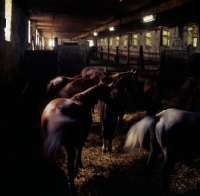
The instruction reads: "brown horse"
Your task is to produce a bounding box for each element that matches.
[46,67,109,101]
[130,73,163,115]
[80,66,110,79]
[41,83,111,194]
[179,74,200,112]
[98,72,138,153]
[47,70,135,101]
[53,78,100,99]
[46,75,82,101]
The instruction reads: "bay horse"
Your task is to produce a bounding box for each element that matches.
[53,78,100,99]
[98,72,138,153]
[41,83,111,194]
[80,66,110,79]
[130,72,163,115]
[179,74,200,112]
[46,67,109,101]
[58,70,136,100]
[46,75,82,101]
[123,108,200,194]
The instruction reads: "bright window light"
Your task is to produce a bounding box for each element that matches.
[28,20,31,43]
[87,40,94,47]
[116,36,119,46]
[5,0,12,41]
[109,27,115,31]
[49,39,54,47]
[133,34,138,46]
[35,29,38,45]
[110,37,113,46]
[143,15,155,23]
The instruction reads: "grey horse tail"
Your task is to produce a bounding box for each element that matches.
[123,116,159,152]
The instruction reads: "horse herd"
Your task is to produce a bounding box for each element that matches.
[41,67,200,195]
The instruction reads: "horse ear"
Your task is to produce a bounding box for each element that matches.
[131,68,137,74]
[107,82,113,87]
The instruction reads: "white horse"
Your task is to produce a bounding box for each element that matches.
[123,108,200,193]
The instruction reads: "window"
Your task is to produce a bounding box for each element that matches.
[188,26,197,47]
[124,36,128,47]
[5,0,12,41]
[133,34,138,47]
[87,40,94,47]
[146,32,151,47]
[48,39,54,47]
[116,36,119,47]
[28,20,31,43]
[104,38,107,46]
[97,39,100,46]
[109,37,113,46]
[162,29,170,46]
[35,29,40,45]
[101,39,103,46]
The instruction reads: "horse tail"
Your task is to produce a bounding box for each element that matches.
[123,116,159,152]
[43,129,64,158]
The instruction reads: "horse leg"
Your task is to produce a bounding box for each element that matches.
[145,141,160,190]
[64,145,76,194]
[161,151,175,194]
[119,111,124,134]
[102,137,107,153]
[75,145,84,175]
[108,115,118,152]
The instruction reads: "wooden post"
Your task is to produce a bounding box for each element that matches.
[159,46,165,83]
[126,34,130,65]
[95,40,97,58]
[187,45,193,73]
[115,46,119,65]
[107,37,109,61]
[100,46,103,59]
[139,45,144,70]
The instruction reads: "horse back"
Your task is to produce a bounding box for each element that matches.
[155,108,200,153]
[81,66,108,80]
[57,78,99,99]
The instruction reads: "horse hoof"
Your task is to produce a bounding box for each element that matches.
[102,148,106,154]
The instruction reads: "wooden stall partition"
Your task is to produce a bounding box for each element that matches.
[57,45,88,77]
[159,47,189,86]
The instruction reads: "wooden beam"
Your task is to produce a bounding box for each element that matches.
[72,0,196,40]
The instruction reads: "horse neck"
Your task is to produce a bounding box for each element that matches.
[109,74,119,83]
[109,72,129,83]
[72,74,82,79]
[71,85,106,108]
